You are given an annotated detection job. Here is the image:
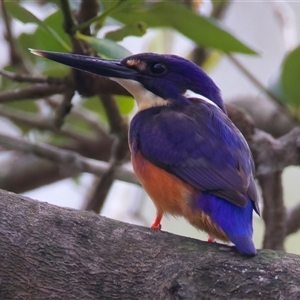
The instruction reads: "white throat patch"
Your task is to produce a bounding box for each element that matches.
[111,78,168,111]
[183,89,219,109]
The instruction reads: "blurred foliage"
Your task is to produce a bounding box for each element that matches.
[5,2,71,51]
[75,33,132,59]
[1,0,300,129]
[109,1,257,54]
[105,22,148,42]
[1,0,260,138]
[280,46,300,115]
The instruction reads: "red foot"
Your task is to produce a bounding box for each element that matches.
[151,214,162,230]
[208,237,216,243]
[151,223,162,230]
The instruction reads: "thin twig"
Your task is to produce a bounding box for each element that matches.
[85,131,129,213]
[53,88,75,129]
[0,105,96,142]
[72,0,120,34]
[74,0,100,35]
[59,0,76,35]
[71,106,108,136]
[45,97,109,136]
[0,84,66,103]
[85,166,116,212]
[84,94,129,213]
[0,133,139,186]
[227,54,286,108]
[99,94,128,135]
[0,0,23,67]
[0,69,65,84]
[211,0,230,19]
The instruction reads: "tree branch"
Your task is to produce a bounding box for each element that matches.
[99,94,128,136]
[53,87,75,129]
[258,171,286,250]
[60,0,76,35]
[76,0,99,36]
[0,154,77,193]
[250,126,300,176]
[0,0,23,67]
[44,97,109,136]
[85,130,130,213]
[0,133,138,186]
[0,104,96,142]
[0,69,65,84]
[0,189,300,299]
[0,84,66,103]
[84,94,130,213]
[227,105,300,176]
[286,202,300,236]
[227,105,296,248]
[229,96,296,137]
[0,133,113,194]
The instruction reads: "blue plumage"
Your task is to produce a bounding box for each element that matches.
[130,99,259,255]
[31,49,260,255]
[129,53,225,112]
[198,192,256,255]
[130,101,257,209]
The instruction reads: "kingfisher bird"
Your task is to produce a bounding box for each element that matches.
[30,49,260,255]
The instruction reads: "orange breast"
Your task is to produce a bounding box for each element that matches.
[132,151,198,216]
[132,151,229,241]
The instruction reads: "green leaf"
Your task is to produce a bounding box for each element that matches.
[71,175,81,186]
[111,1,257,54]
[5,2,71,51]
[33,10,71,52]
[5,100,38,113]
[105,22,147,41]
[268,74,286,107]
[75,33,132,59]
[5,2,40,24]
[280,46,300,109]
[14,11,71,73]
[114,95,135,115]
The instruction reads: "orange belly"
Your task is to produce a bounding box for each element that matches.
[132,151,229,241]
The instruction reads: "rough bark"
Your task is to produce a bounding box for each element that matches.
[0,189,299,300]
[229,96,296,138]
[258,171,286,250]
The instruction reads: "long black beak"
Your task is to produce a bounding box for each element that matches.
[30,49,137,79]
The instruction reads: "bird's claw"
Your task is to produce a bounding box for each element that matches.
[150,223,162,230]
[208,237,216,243]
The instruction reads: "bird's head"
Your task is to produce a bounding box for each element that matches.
[30,50,225,112]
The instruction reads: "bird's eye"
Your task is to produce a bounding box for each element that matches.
[149,63,167,75]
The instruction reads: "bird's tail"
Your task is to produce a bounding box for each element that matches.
[228,235,257,256]
[198,193,257,256]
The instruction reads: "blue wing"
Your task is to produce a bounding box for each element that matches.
[130,102,259,210]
